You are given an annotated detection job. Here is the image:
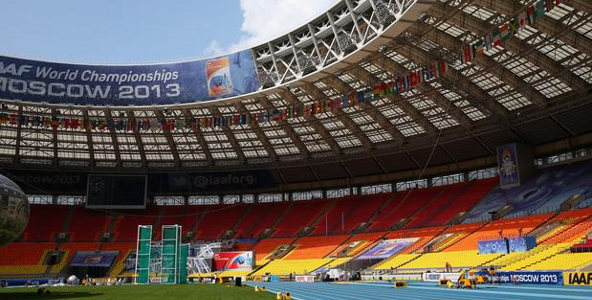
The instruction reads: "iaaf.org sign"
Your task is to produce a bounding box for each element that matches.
[491,271,563,285]
[163,170,278,192]
[422,273,460,282]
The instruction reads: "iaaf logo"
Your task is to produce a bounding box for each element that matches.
[0,62,32,76]
[427,274,441,280]
[568,273,592,285]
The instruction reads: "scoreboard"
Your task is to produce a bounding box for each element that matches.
[86,175,147,209]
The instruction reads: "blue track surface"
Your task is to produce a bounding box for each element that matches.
[246,281,592,300]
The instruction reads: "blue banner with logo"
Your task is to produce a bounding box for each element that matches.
[508,237,536,252]
[497,143,520,188]
[489,271,563,285]
[478,239,508,254]
[0,51,259,105]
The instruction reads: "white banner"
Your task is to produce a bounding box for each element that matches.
[295,275,316,283]
[422,272,461,282]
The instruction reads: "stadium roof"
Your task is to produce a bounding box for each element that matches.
[0,0,590,178]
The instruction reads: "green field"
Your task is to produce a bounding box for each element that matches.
[0,284,276,300]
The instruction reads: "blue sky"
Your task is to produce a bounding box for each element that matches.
[0,0,337,64]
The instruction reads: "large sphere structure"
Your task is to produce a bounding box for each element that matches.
[0,174,29,247]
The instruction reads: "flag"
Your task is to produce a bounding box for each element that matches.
[9,113,18,125]
[357,91,365,104]
[500,23,511,41]
[492,27,502,46]
[545,0,559,12]
[462,44,474,63]
[517,11,528,29]
[536,1,546,19]
[510,18,519,36]
[341,95,349,108]
[484,34,493,51]
[439,61,447,74]
[526,6,536,25]
[473,39,485,57]
[410,71,418,87]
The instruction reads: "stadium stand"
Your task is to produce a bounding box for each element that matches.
[397,251,501,271]
[234,202,290,239]
[251,238,295,264]
[23,205,69,242]
[284,235,349,260]
[272,199,332,238]
[68,206,111,242]
[193,204,247,240]
[404,182,472,228]
[154,205,204,239]
[253,259,331,276]
[110,208,159,242]
[368,188,442,232]
[311,196,364,236]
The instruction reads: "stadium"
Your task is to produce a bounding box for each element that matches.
[1,0,591,299]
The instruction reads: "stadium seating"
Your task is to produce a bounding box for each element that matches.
[330,232,386,257]
[0,243,56,277]
[111,207,159,242]
[423,178,498,227]
[445,214,552,252]
[368,187,442,232]
[398,251,501,270]
[502,243,571,270]
[464,161,592,222]
[404,182,471,228]
[373,254,420,270]
[194,204,248,240]
[523,252,592,270]
[68,206,111,241]
[285,235,349,260]
[154,205,204,238]
[312,194,387,236]
[234,202,290,238]
[272,199,332,238]
[251,238,295,263]
[0,242,54,265]
[6,172,592,281]
[253,259,331,276]
[311,196,362,236]
[23,205,70,241]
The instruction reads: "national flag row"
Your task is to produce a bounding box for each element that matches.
[0,60,448,132]
[460,0,561,64]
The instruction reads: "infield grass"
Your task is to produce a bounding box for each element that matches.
[0,283,276,300]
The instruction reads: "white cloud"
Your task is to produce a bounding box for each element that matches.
[204,0,338,56]
[203,40,224,57]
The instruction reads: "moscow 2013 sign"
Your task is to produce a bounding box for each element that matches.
[0,50,260,106]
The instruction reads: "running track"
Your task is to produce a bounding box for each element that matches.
[246,281,592,300]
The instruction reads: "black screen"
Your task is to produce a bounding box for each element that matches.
[86,175,146,208]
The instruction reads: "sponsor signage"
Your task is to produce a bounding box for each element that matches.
[295,275,316,283]
[564,272,592,286]
[0,51,259,105]
[356,238,418,260]
[213,251,254,271]
[69,251,118,267]
[1,169,280,194]
[490,271,563,285]
[478,239,508,254]
[422,272,461,282]
[478,237,536,254]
